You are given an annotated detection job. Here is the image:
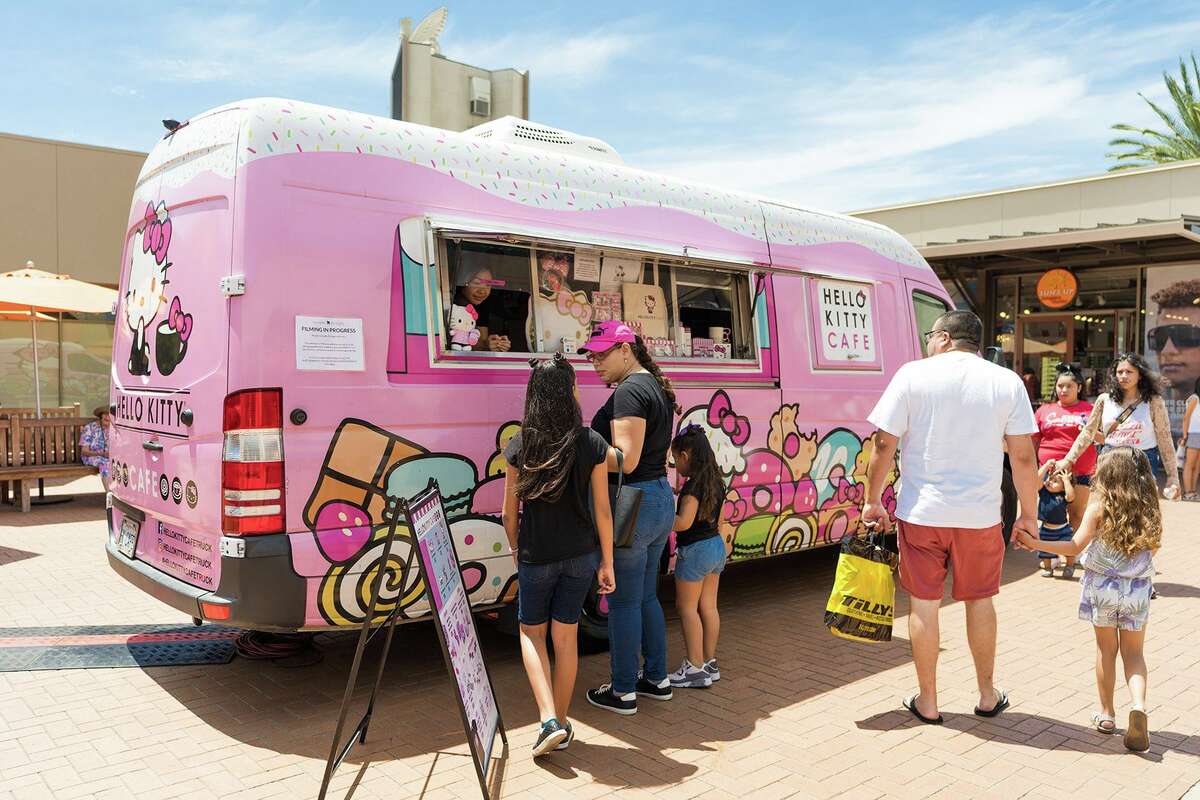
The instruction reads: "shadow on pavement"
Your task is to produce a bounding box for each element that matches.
[130,542,1060,790]
[856,707,1191,762]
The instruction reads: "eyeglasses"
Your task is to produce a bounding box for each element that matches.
[1147,324,1200,351]
[922,329,947,342]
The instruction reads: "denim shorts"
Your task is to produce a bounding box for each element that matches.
[674,536,727,582]
[517,550,600,626]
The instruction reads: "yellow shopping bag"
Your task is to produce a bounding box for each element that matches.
[824,533,899,643]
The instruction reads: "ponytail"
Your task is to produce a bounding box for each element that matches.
[630,336,682,415]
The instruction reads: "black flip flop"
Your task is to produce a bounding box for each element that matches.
[902,694,944,725]
[974,689,1010,717]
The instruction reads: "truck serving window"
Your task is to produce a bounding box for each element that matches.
[435,234,758,363]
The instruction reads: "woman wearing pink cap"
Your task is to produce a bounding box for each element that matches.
[579,321,682,715]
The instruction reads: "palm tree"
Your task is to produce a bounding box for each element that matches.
[1107,53,1200,171]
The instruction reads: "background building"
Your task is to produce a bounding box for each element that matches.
[390,8,529,131]
[0,132,145,414]
[854,159,1200,434]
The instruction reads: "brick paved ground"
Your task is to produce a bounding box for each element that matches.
[2,476,1198,799]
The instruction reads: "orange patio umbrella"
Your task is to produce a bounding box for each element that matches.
[0,263,117,416]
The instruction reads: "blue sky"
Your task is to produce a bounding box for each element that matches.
[3,0,1199,211]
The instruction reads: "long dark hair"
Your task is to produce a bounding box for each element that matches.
[1105,353,1162,404]
[671,425,723,521]
[515,356,582,503]
[630,336,682,415]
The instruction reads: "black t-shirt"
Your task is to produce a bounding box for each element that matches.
[676,478,720,547]
[591,372,672,483]
[504,428,608,564]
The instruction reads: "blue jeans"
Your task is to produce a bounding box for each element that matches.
[608,477,674,694]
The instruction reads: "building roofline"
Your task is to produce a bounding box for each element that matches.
[0,130,147,159]
[852,158,1200,215]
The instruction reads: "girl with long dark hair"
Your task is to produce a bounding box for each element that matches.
[667,424,727,689]
[501,355,615,756]
[1059,354,1181,499]
[578,321,682,715]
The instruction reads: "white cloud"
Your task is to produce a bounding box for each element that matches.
[134,11,397,85]
[622,5,1200,211]
[443,28,647,88]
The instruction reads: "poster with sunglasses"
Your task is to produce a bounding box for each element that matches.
[1143,265,1200,437]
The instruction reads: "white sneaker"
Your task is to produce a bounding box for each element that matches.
[703,658,721,682]
[669,659,712,689]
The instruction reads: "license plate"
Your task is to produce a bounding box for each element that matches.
[117,517,140,559]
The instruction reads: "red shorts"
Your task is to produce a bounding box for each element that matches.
[897,521,1004,601]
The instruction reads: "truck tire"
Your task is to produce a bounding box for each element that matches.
[579,582,610,653]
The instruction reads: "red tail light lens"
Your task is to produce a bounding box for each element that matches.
[222,389,285,535]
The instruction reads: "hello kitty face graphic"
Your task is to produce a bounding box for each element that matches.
[125,232,168,335]
[643,295,657,314]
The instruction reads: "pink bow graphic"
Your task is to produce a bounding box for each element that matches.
[142,202,172,265]
[556,291,593,327]
[465,304,478,321]
[707,391,750,446]
[167,296,193,342]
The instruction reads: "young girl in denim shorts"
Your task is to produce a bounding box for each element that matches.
[502,356,616,756]
[1016,446,1161,752]
[667,425,727,689]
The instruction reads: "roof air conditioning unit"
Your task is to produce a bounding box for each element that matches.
[469,76,491,117]
[464,116,624,164]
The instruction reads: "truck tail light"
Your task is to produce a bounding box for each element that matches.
[221,389,285,535]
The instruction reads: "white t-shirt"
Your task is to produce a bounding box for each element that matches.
[868,351,1038,528]
[1099,393,1156,450]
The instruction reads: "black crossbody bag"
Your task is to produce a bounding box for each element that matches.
[592,448,643,548]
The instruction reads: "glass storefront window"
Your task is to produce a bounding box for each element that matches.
[0,316,113,413]
[993,276,1017,369]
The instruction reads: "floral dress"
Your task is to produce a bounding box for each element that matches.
[80,421,110,479]
[1077,539,1154,631]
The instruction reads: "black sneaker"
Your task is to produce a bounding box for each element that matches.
[586,684,638,715]
[532,719,568,757]
[554,720,574,751]
[636,675,673,701]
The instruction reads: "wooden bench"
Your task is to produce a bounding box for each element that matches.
[0,415,98,512]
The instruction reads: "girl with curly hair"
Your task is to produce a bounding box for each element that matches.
[1015,446,1162,751]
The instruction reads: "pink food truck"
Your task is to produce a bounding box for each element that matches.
[106,98,952,638]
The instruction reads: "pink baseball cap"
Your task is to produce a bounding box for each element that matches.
[579,320,637,354]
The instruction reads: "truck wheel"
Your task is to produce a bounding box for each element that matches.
[578,581,610,653]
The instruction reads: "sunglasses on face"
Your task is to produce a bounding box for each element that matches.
[584,345,619,363]
[1147,324,1200,351]
[922,329,946,342]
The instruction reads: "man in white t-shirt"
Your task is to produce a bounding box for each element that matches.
[862,310,1040,725]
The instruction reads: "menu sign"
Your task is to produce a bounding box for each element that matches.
[409,487,501,795]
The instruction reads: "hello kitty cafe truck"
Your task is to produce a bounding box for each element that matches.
[106,98,951,642]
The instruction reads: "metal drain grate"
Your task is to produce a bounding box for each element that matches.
[0,624,240,671]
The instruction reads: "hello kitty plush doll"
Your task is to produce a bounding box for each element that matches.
[449,304,481,351]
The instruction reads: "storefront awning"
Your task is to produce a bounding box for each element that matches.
[921,216,1200,273]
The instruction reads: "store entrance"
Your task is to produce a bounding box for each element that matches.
[1016,311,1137,404]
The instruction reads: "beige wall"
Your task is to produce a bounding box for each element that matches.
[854,159,1200,246]
[0,132,145,286]
[399,40,529,132]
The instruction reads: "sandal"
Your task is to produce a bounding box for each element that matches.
[1061,564,1076,580]
[1090,712,1117,734]
[1124,709,1150,752]
[902,693,943,725]
[974,688,1010,717]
